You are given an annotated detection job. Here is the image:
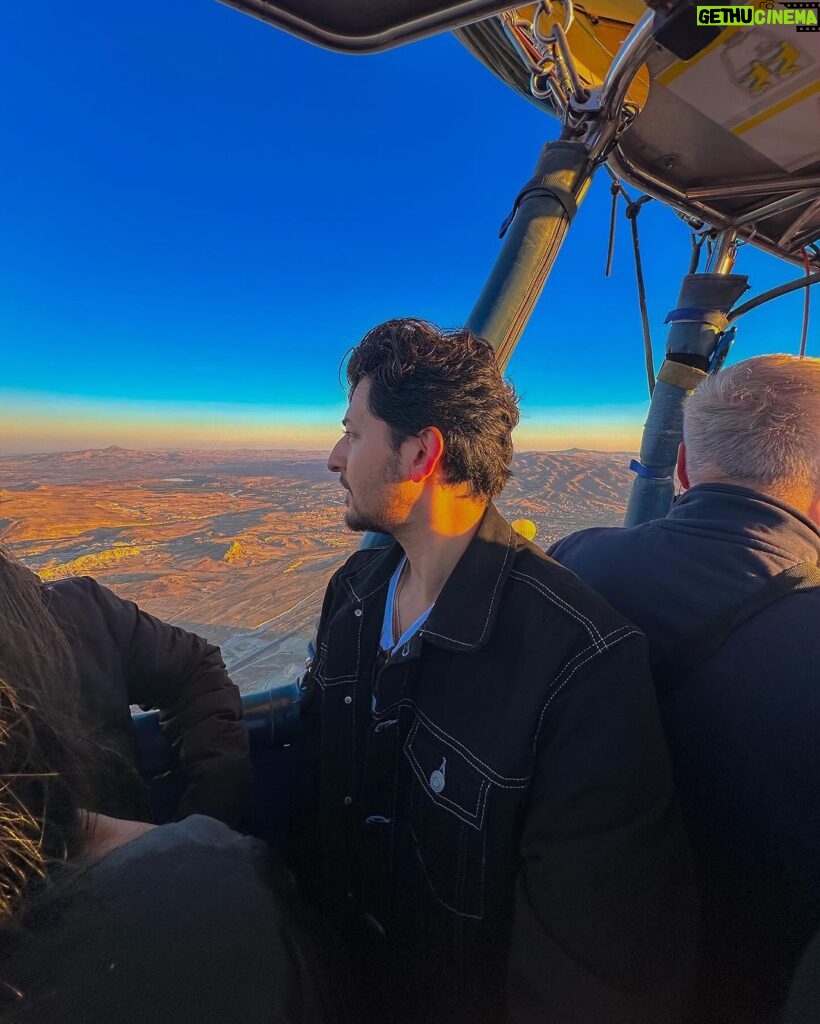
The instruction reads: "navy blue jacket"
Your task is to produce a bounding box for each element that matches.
[550,484,820,1024]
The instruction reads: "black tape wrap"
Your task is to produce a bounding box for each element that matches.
[499,177,578,238]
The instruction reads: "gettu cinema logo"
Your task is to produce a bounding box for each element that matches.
[697,2,820,28]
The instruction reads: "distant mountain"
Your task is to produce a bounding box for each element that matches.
[0,448,331,485]
[499,450,633,547]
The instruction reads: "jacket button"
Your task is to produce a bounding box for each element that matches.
[344,795,353,806]
[354,608,363,617]
[344,696,352,705]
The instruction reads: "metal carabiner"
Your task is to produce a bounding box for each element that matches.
[533,0,575,45]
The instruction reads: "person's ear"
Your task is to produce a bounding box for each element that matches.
[676,442,691,490]
[409,428,444,484]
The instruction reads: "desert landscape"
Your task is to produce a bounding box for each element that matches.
[0,448,634,693]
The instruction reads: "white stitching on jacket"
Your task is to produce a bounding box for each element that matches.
[345,545,395,601]
[418,629,472,648]
[532,628,642,751]
[402,719,492,829]
[509,568,606,649]
[406,706,530,785]
[479,523,514,644]
[408,818,485,921]
[420,524,514,648]
[537,624,635,697]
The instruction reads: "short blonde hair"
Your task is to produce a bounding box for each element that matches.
[683,354,820,496]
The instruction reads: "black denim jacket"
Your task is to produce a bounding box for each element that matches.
[293,505,696,1024]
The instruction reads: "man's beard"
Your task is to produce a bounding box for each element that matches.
[342,452,401,535]
[344,505,391,534]
[344,486,396,534]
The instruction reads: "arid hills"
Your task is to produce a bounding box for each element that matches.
[0,447,634,693]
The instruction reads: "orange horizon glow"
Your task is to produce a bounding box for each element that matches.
[1,389,644,456]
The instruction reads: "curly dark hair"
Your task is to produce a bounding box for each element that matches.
[346,319,520,500]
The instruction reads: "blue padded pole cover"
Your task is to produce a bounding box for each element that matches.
[625,272,749,527]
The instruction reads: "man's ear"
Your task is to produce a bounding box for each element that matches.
[409,427,444,484]
[676,442,690,490]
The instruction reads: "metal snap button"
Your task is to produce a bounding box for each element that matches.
[343,795,353,806]
[429,757,447,794]
[354,608,363,617]
[344,695,352,705]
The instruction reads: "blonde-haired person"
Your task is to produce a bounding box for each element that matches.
[551,354,820,1024]
[0,549,335,1024]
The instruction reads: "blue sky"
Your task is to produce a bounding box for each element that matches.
[0,1,813,452]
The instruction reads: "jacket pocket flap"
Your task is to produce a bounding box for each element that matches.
[403,717,489,830]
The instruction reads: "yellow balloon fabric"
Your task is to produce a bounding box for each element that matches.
[512,519,538,542]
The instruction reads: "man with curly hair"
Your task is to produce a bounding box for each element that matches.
[291,319,696,1024]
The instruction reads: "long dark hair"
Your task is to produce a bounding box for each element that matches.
[0,550,101,923]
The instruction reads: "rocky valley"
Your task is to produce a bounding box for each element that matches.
[1,447,634,693]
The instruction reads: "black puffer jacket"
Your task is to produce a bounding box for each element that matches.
[44,576,249,825]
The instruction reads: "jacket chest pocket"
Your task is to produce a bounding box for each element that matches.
[403,717,490,921]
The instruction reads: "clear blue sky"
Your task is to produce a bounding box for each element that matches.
[0,1,813,452]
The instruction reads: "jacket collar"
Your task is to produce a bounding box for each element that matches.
[667,484,820,563]
[338,504,517,653]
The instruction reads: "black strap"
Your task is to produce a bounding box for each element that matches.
[654,561,820,697]
[498,180,578,238]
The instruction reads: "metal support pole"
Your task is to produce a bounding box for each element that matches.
[624,253,749,526]
[706,229,738,274]
[466,10,657,366]
[360,9,658,548]
[466,141,593,367]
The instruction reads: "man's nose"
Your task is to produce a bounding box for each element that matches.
[327,439,345,474]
